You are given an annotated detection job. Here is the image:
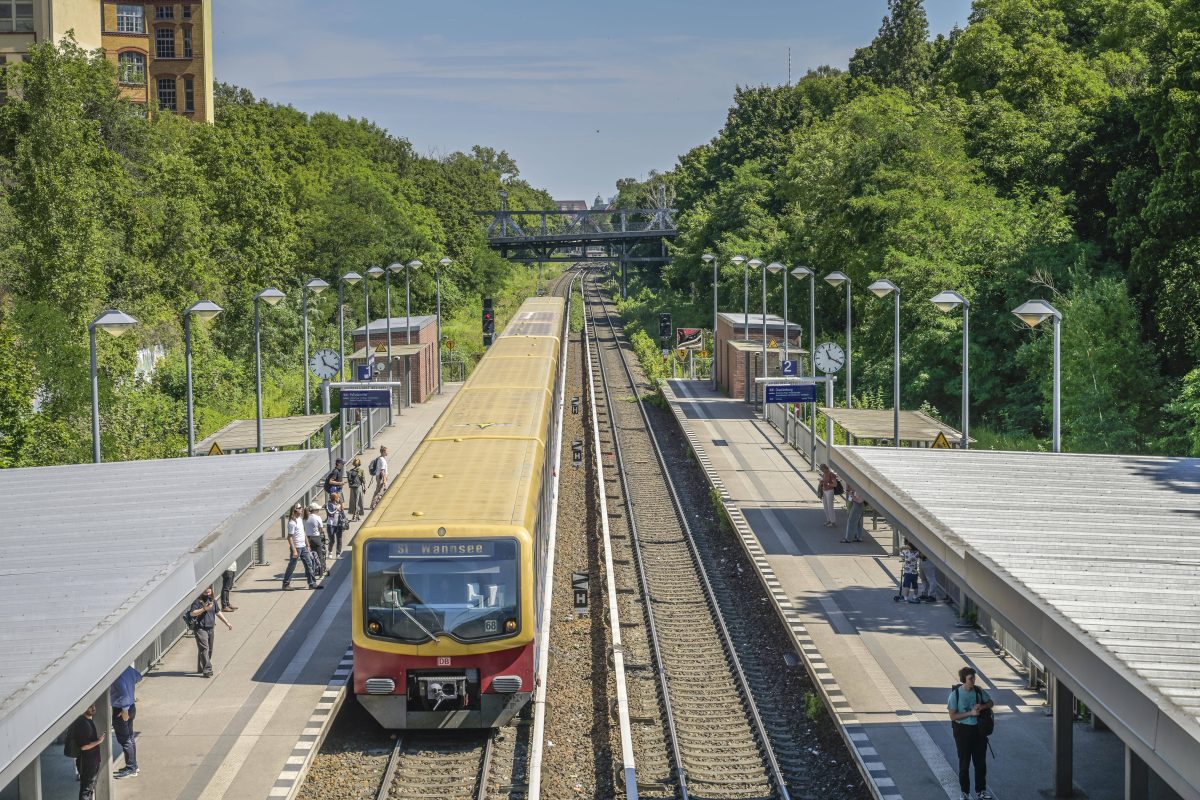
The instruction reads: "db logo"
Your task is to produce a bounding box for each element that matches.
[437,657,451,667]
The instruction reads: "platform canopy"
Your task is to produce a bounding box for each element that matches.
[193,414,336,454]
[348,343,425,361]
[821,407,970,444]
[0,450,327,790]
[833,447,1200,799]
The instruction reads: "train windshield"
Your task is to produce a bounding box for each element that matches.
[363,538,520,644]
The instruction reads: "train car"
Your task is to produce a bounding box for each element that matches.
[352,296,566,729]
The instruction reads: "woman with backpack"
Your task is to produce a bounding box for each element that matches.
[325,492,346,558]
[947,666,994,800]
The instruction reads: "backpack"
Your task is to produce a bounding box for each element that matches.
[348,469,361,488]
[63,722,82,759]
[369,457,380,477]
[834,480,845,496]
[954,685,994,737]
[324,468,341,492]
[182,604,198,632]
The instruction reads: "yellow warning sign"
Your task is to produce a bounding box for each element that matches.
[207,441,224,456]
[768,339,778,348]
[375,343,387,354]
[445,339,455,351]
[677,349,688,359]
[931,431,952,449]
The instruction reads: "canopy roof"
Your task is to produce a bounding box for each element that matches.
[193,414,336,454]
[821,407,971,444]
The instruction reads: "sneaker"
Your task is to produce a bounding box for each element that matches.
[282,585,295,591]
[309,584,325,590]
[977,792,993,800]
[907,597,921,604]
[114,767,139,779]
[959,793,970,800]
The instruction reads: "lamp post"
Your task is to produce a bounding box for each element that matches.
[749,258,766,380]
[869,279,901,447]
[405,259,422,408]
[184,300,223,457]
[1013,299,1063,453]
[254,288,285,453]
[387,262,402,387]
[733,255,747,340]
[339,272,362,382]
[366,266,384,364]
[303,279,329,416]
[792,267,817,461]
[931,291,970,448]
[702,253,717,390]
[89,309,138,463]
[437,257,451,394]
[766,262,788,363]
[825,271,853,407]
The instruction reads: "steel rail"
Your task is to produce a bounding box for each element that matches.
[581,269,641,799]
[587,277,792,800]
[374,734,494,800]
[585,286,690,799]
[527,265,583,800]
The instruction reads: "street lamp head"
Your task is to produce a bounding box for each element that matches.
[868,279,899,298]
[825,271,850,288]
[91,309,138,336]
[406,259,423,269]
[747,258,764,269]
[700,253,715,264]
[255,287,285,306]
[1012,299,1061,328]
[765,261,786,274]
[342,271,363,286]
[387,262,404,273]
[367,266,385,278]
[731,255,747,266]
[185,300,224,321]
[498,189,508,201]
[930,290,967,313]
[438,257,452,268]
[791,266,813,279]
[305,278,330,294]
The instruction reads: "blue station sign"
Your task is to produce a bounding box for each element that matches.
[341,388,391,408]
[765,383,817,404]
[781,359,798,377]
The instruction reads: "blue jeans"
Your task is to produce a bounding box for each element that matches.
[112,704,136,768]
[283,547,316,587]
[844,502,864,541]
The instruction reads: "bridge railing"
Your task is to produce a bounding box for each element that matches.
[477,208,677,240]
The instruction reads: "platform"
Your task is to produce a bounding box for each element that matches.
[15,384,460,800]
[665,379,1184,800]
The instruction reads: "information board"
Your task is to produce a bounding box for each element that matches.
[765,383,817,404]
[341,388,391,408]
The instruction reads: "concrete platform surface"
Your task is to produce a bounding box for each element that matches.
[41,387,460,800]
[666,379,1176,800]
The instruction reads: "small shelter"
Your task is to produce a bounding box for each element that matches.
[193,414,336,455]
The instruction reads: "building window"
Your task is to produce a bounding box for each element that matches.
[182,27,192,57]
[155,4,173,19]
[0,1,34,33]
[156,27,174,58]
[116,4,145,33]
[181,4,191,18]
[157,76,176,111]
[183,76,194,111]
[118,51,146,86]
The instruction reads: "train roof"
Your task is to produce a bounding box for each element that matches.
[501,297,565,338]
[427,386,552,444]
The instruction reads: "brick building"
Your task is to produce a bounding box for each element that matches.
[350,315,438,405]
[715,312,804,402]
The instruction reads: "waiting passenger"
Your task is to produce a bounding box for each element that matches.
[842,486,866,543]
[894,540,921,604]
[347,457,366,521]
[818,464,839,527]
[948,666,994,800]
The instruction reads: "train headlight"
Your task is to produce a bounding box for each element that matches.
[505,619,517,632]
[367,620,382,635]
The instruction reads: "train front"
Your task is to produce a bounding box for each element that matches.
[352,524,535,729]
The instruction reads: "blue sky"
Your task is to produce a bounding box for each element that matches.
[212,1,974,201]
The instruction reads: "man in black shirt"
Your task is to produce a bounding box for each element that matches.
[188,586,232,677]
[324,458,346,500]
[72,704,105,800]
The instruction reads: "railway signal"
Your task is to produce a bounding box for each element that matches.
[483,298,495,346]
[658,312,672,340]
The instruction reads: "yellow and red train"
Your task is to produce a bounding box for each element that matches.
[351,296,565,729]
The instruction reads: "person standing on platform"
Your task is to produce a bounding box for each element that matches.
[347,457,366,521]
[324,458,346,501]
[282,506,321,590]
[948,666,994,800]
[326,492,345,557]
[188,586,232,677]
[71,704,105,800]
[818,464,839,527]
[842,487,866,543]
[220,559,238,612]
[109,664,141,778]
[305,503,327,570]
[895,540,922,603]
[370,446,390,509]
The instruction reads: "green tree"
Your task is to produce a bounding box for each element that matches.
[849,0,934,92]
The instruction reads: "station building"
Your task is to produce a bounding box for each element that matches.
[714,311,804,402]
[0,1,215,123]
[350,315,439,405]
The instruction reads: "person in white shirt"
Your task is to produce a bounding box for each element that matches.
[282,506,321,590]
[370,446,390,509]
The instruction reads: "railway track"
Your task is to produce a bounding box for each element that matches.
[375,733,494,800]
[583,277,791,800]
